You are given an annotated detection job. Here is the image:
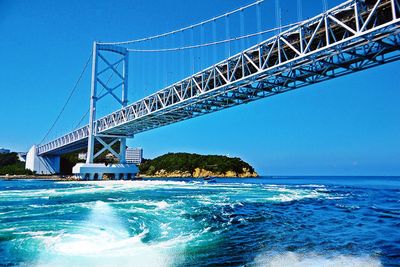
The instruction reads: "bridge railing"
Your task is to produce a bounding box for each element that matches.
[94,0,400,135]
[37,125,89,155]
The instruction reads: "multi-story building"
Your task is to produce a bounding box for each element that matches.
[126,147,143,165]
[78,152,87,161]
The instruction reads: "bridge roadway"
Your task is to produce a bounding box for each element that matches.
[38,0,400,156]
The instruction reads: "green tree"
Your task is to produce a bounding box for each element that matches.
[138,152,256,176]
[0,153,33,175]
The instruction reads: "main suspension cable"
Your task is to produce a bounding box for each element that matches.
[98,0,264,45]
[127,22,300,53]
[39,53,92,145]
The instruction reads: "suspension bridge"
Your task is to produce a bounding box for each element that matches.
[26,0,400,179]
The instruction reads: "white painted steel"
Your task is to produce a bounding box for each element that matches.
[38,0,400,156]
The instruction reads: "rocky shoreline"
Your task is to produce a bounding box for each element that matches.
[138,167,258,178]
[0,174,79,181]
[1,169,258,181]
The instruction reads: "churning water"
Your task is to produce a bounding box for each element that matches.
[0,177,399,266]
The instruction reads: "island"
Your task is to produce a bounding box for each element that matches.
[1,151,258,179]
[138,153,258,178]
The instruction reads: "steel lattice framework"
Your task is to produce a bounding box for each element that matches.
[38,0,400,156]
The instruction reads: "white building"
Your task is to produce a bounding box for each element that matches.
[78,152,87,161]
[17,152,27,162]
[126,147,143,165]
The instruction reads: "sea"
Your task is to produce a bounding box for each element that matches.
[0,176,399,267]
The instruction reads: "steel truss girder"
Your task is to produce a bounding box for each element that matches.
[94,137,120,159]
[38,0,400,156]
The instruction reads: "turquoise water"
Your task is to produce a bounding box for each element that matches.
[0,177,399,266]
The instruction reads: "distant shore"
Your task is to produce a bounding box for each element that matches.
[1,152,258,181]
[0,174,79,181]
[0,174,256,181]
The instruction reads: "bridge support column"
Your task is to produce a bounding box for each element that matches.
[72,163,138,180]
[86,41,99,164]
[86,42,129,164]
[71,42,137,180]
[26,145,60,175]
[85,42,130,165]
[120,138,126,164]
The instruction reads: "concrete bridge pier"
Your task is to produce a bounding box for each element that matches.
[72,163,138,181]
[26,145,60,175]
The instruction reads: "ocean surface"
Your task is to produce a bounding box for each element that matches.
[0,176,399,267]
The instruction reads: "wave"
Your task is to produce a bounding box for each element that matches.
[0,180,191,200]
[252,252,382,267]
[112,199,170,209]
[1,180,332,206]
[63,180,189,189]
[34,201,184,267]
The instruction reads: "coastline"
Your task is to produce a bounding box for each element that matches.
[138,167,258,179]
[1,152,258,181]
[0,175,79,181]
[0,171,258,181]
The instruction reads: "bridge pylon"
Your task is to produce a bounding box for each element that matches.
[73,42,138,180]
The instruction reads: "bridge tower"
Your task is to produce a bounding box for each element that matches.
[72,42,138,180]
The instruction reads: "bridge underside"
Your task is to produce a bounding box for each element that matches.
[39,137,116,156]
[38,0,400,157]
[106,34,400,136]
[44,137,88,156]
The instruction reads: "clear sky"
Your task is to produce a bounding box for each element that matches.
[0,0,399,176]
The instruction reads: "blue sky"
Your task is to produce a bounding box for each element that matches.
[0,0,399,176]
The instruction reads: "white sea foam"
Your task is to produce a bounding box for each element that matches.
[335,204,360,210]
[70,180,188,189]
[21,230,56,237]
[156,200,169,209]
[0,227,18,232]
[268,191,321,202]
[35,200,184,267]
[0,180,192,201]
[241,187,327,203]
[160,223,171,237]
[113,199,172,212]
[252,252,382,267]
[17,181,330,206]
